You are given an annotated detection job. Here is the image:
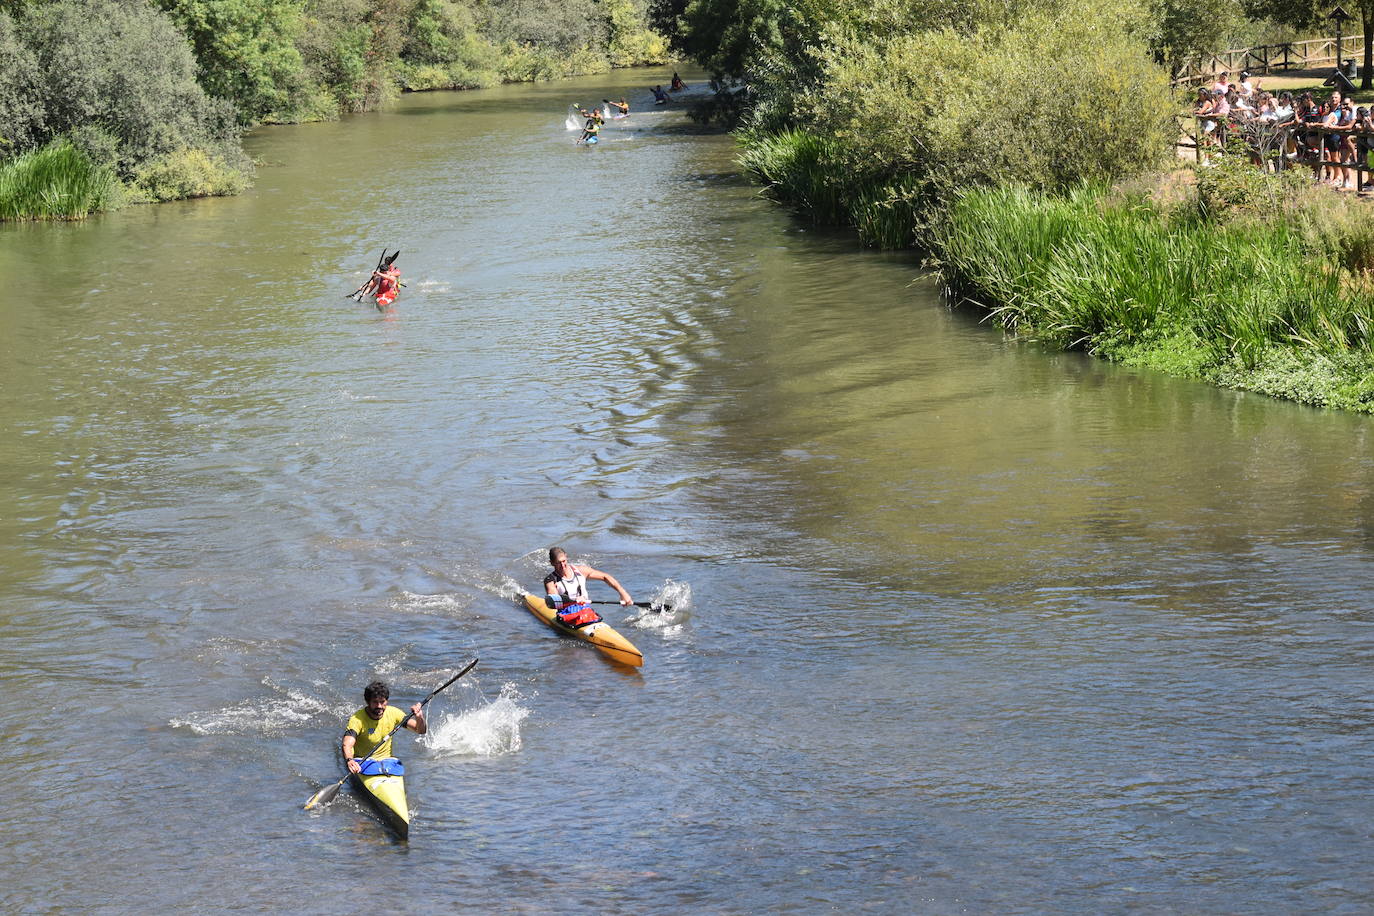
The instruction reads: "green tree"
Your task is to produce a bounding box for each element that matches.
[0,11,44,152]
[155,0,308,122]
[1149,0,1251,74]
[1244,0,1374,89]
[26,0,246,175]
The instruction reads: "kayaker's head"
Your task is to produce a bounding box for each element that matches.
[549,546,573,578]
[363,680,390,719]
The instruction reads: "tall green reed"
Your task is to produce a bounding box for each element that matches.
[0,141,119,221]
[935,184,1374,363]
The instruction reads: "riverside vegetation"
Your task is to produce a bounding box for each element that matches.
[677,0,1374,412]
[0,0,668,218]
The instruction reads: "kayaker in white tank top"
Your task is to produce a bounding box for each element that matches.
[543,546,634,613]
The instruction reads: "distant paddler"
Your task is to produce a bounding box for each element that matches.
[605,97,630,118]
[577,116,601,145]
[349,248,403,309]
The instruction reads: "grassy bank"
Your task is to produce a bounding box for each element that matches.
[737,125,1374,412]
[932,179,1374,412]
[0,141,119,221]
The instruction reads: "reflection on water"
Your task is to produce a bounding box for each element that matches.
[2,68,1373,913]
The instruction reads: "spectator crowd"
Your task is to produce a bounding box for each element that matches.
[1194,69,1373,192]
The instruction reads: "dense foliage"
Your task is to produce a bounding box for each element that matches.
[934,178,1374,411]
[0,0,669,216]
[719,0,1176,248]
[0,0,249,213]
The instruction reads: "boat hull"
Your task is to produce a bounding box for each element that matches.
[349,765,410,839]
[520,592,644,667]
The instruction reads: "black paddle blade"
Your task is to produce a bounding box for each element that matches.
[303,777,345,810]
[382,249,400,269]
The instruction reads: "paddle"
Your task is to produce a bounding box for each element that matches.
[303,657,478,811]
[543,595,673,612]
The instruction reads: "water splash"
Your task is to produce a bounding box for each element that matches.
[626,579,691,633]
[169,676,339,736]
[422,682,531,757]
[392,590,468,617]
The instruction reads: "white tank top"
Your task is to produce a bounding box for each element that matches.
[552,570,589,604]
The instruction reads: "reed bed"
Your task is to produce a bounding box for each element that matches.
[0,141,118,221]
[937,185,1374,358]
[738,129,848,225]
[935,184,1374,410]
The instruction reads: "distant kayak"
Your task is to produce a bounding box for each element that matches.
[518,591,643,667]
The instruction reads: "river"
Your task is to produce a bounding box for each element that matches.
[2,67,1373,913]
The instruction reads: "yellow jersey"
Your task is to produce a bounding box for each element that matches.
[345,705,409,760]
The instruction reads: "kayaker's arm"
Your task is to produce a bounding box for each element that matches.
[342,730,361,773]
[583,566,633,606]
[403,702,427,735]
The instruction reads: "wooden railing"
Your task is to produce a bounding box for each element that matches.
[1172,36,1367,83]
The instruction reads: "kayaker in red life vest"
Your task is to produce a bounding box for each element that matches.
[342,680,426,774]
[544,546,632,627]
[373,262,401,307]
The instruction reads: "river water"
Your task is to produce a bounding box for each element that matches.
[3,67,1374,913]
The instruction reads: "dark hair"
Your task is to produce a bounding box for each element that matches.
[549,546,568,565]
[364,681,389,702]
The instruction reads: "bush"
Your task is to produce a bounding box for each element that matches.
[0,139,119,220]
[807,0,1175,211]
[131,147,249,202]
[1194,152,1308,221]
[26,0,248,178]
[0,11,43,153]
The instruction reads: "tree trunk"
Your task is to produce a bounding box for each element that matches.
[1365,12,1373,90]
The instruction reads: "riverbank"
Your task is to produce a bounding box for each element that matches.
[736,125,1374,413]
[934,176,1374,413]
[0,0,672,220]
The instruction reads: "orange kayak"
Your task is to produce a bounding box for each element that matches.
[518,591,643,667]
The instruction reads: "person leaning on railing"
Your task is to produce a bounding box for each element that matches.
[1318,91,1349,187]
[1335,98,1358,190]
[1356,107,1374,192]
[1194,87,1220,146]
[1212,88,1233,145]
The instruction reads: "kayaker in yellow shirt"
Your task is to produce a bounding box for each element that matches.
[342,681,426,774]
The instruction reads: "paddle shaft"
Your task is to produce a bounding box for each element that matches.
[541,595,670,611]
[588,600,666,610]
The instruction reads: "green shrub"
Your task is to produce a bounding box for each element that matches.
[131,147,249,202]
[0,139,119,220]
[26,0,248,178]
[400,64,456,91]
[808,0,1175,208]
[0,11,43,153]
[1194,153,1309,221]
